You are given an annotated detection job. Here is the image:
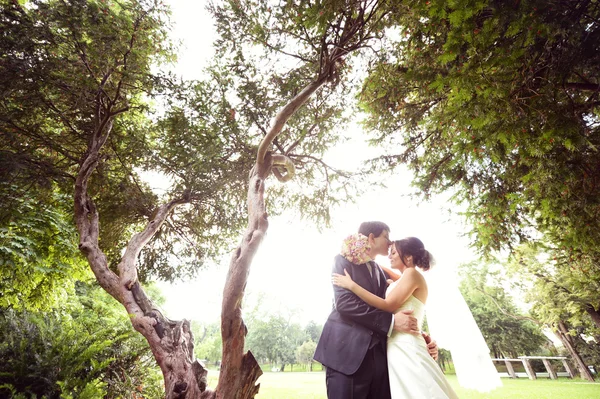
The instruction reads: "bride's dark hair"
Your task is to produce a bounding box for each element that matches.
[394,237,434,271]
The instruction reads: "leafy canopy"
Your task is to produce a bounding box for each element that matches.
[359,0,600,260]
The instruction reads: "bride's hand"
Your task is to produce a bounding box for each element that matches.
[332,269,356,290]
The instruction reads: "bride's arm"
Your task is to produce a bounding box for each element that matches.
[332,269,419,313]
[381,265,401,282]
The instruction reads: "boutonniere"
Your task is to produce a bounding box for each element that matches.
[340,233,372,264]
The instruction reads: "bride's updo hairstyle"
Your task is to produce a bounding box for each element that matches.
[394,237,434,271]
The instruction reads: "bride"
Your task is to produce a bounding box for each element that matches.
[333,237,459,399]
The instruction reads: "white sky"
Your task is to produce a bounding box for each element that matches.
[156,1,478,327]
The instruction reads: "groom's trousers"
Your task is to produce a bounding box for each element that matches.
[325,341,391,399]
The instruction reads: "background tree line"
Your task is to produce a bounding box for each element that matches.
[193,316,323,373]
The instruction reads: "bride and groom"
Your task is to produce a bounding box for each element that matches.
[313,221,459,399]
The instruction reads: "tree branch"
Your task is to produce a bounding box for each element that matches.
[288,153,350,178]
[474,286,540,324]
[118,194,190,289]
[256,78,328,164]
[564,82,600,92]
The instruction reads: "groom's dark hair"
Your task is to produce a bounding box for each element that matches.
[358,221,390,238]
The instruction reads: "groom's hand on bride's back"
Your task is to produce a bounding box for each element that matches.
[393,310,419,335]
[422,332,439,361]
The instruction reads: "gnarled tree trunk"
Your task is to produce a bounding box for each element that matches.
[75,125,209,397]
[215,72,332,399]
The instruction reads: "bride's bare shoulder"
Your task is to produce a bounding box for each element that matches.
[403,267,426,283]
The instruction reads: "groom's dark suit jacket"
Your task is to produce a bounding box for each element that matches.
[314,254,393,375]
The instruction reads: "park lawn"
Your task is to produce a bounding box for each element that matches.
[226,371,600,399]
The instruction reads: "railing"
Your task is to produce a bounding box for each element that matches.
[491,356,576,380]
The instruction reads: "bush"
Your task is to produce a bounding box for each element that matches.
[0,282,163,398]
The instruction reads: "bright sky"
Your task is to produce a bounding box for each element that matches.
[156,1,478,327]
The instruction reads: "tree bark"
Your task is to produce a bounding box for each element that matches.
[584,304,600,329]
[215,21,348,394]
[216,156,273,399]
[554,321,595,382]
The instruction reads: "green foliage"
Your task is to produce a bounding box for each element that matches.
[208,0,392,226]
[359,0,600,261]
[0,281,163,398]
[458,261,549,358]
[508,243,600,331]
[0,183,87,310]
[246,315,307,370]
[243,300,322,371]
[303,320,323,343]
[0,0,258,282]
[0,0,383,286]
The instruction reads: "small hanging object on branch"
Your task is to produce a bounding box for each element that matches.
[271,153,295,182]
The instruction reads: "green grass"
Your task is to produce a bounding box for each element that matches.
[203,371,600,399]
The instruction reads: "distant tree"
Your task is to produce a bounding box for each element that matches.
[509,243,600,332]
[279,322,307,371]
[193,322,223,365]
[437,348,453,373]
[295,340,318,371]
[304,320,323,343]
[508,244,599,380]
[458,262,549,359]
[245,318,278,364]
[245,314,308,371]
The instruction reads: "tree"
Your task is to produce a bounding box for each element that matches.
[295,340,317,371]
[458,262,549,359]
[356,3,600,372]
[245,314,307,371]
[460,254,597,381]
[193,322,223,365]
[507,243,599,380]
[1,0,246,396]
[510,243,600,332]
[358,0,600,264]
[211,0,395,396]
[304,320,323,343]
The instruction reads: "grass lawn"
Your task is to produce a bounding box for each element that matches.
[206,371,600,399]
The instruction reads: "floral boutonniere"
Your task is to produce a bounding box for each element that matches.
[340,233,372,264]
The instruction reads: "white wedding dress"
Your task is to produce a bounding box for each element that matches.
[386,282,459,399]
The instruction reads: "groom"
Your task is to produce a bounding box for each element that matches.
[314,221,438,399]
